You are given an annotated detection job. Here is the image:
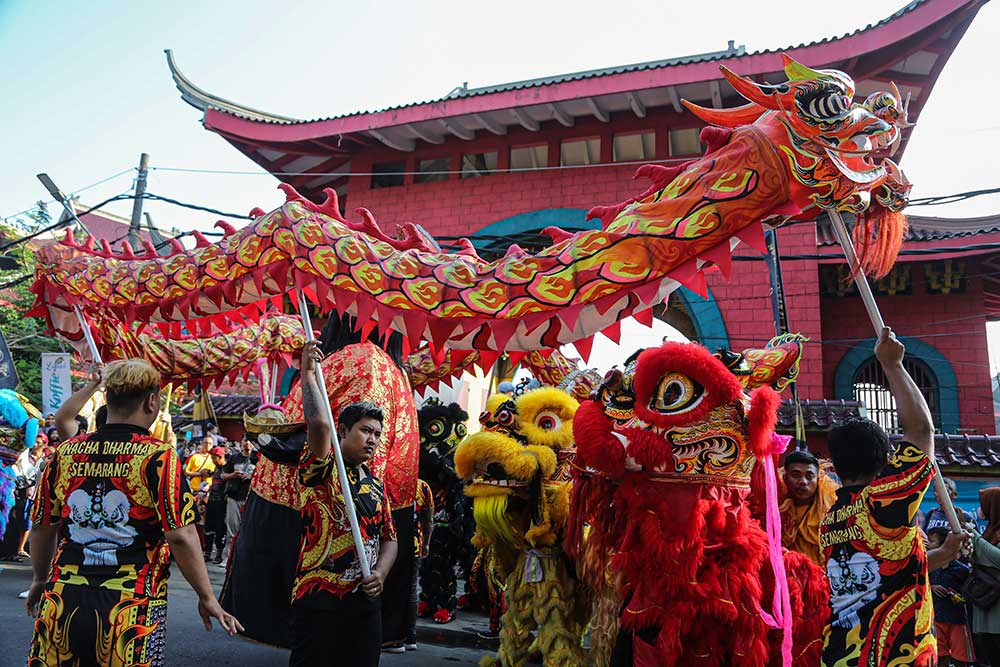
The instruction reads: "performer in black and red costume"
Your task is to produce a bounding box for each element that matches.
[416,398,468,624]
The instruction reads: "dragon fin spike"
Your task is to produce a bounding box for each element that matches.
[317,188,345,221]
[214,220,237,236]
[277,182,307,203]
[191,231,212,248]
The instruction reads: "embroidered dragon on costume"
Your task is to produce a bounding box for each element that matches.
[32,56,910,362]
[567,335,829,667]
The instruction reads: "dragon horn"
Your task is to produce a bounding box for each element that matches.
[719,66,781,111]
[681,99,767,128]
[781,54,824,81]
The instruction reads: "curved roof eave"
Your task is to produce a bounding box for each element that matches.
[165,49,301,124]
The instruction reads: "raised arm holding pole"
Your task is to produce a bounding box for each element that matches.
[828,209,962,533]
[296,291,371,578]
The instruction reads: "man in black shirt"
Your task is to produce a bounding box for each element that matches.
[221,438,259,550]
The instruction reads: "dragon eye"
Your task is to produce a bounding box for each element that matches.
[650,372,704,415]
[478,410,491,425]
[797,85,851,122]
[455,423,467,438]
[428,419,445,437]
[534,411,562,431]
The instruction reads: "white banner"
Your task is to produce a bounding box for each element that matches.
[41,353,72,417]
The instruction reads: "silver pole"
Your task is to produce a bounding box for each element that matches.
[827,209,962,533]
[73,305,103,364]
[296,291,371,578]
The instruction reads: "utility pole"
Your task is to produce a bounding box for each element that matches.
[764,227,807,451]
[128,153,150,251]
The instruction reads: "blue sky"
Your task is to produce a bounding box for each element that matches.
[2,1,998,230]
[1,1,999,371]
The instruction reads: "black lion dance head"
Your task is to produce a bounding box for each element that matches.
[418,398,469,486]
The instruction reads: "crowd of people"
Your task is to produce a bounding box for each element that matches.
[9,329,1000,667]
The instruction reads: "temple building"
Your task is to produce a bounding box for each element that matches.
[167,0,996,500]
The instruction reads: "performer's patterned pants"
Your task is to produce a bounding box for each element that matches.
[29,585,167,667]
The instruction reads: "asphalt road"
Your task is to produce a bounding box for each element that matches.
[0,557,489,666]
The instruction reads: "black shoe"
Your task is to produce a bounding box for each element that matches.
[477,629,501,640]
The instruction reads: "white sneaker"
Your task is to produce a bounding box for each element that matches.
[382,645,406,654]
[17,590,29,599]
[404,643,417,651]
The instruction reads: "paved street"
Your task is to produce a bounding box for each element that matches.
[0,557,490,666]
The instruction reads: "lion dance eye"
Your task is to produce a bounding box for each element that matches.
[428,419,445,437]
[534,411,562,431]
[479,410,492,425]
[496,408,516,427]
[650,372,704,415]
[455,423,468,438]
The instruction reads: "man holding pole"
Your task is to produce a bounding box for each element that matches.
[820,328,965,666]
[288,340,398,667]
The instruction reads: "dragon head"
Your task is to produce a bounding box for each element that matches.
[417,398,468,484]
[684,54,911,216]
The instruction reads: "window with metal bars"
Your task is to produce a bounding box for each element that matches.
[852,356,939,433]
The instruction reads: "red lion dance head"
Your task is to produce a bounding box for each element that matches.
[569,337,828,667]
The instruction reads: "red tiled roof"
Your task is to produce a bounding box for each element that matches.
[816,213,1000,246]
[891,434,1000,468]
[776,399,865,432]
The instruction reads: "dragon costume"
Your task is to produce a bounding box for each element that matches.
[31,58,911,368]
[455,386,587,667]
[27,55,915,662]
[416,398,469,623]
[567,336,828,667]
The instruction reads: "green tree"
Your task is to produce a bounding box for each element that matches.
[0,206,67,406]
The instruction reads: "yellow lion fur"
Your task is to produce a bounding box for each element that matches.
[457,388,586,667]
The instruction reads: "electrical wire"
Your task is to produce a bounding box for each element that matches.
[0,167,137,223]
[140,193,252,220]
[908,187,1000,208]
[0,194,133,254]
[150,156,692,179]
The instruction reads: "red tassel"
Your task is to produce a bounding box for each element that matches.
[851,205,907,279]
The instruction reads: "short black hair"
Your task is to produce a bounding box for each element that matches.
[926,526,949,543]
[74,415,88,433]
[784,450,819,469]
[828,417,892,482]
[95,405,108,428]
[338,401,384,433]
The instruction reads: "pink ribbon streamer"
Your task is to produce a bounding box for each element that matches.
[756,432,793,667]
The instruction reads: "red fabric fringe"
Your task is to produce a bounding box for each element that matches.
[849,204,908,279]
[747,386,781,459]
